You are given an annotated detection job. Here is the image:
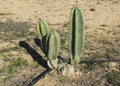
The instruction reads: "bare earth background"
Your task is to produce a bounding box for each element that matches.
[0,0,120,86]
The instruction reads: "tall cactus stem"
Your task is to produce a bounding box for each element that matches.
[69,7,84,65]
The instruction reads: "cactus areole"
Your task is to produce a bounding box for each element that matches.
[69,7,84,65]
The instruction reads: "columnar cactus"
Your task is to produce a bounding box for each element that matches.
[69,7,84,65]
[37,19,50,55]
[36,7,84,75]
[37,19,49,39]
[47,31,61,69]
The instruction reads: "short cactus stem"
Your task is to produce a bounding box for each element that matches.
[37,19,49,39]
[37,19,50,55]
[47,31,61,69]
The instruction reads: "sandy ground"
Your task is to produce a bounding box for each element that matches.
[0,0,120,86]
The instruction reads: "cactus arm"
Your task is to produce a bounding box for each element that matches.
[69,7,84,65]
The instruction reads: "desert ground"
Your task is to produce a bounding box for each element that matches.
[0,0,120,86]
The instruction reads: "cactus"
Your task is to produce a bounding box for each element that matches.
[37,19,49,39]
[69,7,84,65]
[37,20,61,69]
[35,7,84,76]
[47,31,61,69]
[37,19,50,55]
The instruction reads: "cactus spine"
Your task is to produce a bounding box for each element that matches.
[69,7,84,65]
[47,31,61,69]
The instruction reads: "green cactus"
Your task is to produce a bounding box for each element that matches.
[37,19,49,39]
[69,7,84,65]
[36,7,84,71]
[47,31,61,69]
[37,19,50,55]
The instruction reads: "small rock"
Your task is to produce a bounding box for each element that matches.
[108,62,119,71]
[60,64,75,77]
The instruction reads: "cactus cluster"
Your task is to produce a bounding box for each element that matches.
[37,20,60,69]
[37,7,84,70]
